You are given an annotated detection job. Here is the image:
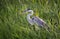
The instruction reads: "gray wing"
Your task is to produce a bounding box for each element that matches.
[32,16,47,27]
[32,16,50,32]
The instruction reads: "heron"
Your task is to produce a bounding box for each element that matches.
[23,8,50,31]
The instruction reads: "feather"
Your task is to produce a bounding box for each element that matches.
[32,16,46,26]
[32,16,51,32]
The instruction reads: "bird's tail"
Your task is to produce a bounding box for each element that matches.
[44,23,51,32]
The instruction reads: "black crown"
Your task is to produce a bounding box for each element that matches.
[27,8,31,10]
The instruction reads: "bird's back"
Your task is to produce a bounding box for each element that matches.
[32,16,47,27]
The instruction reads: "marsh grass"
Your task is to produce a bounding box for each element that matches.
[0,0,60,39]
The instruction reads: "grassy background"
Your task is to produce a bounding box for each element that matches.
[0,0,60,39]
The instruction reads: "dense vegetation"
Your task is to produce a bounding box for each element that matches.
[0,0,60,39]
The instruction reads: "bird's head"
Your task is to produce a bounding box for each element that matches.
[23,8,34,14]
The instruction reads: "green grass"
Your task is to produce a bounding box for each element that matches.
[0,0,60,39]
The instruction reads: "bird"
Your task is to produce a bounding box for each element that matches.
[23,8,50,31]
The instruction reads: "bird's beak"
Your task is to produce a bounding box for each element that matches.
[23,9,28,14]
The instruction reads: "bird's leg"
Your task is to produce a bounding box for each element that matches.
[29,24,33,30]
[29,24,35,31]
[32,25,35,31]
[30,25,37,31]
[34,25,40,31]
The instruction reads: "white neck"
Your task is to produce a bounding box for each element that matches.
[27,11,33,19]
[26,11,34,25]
